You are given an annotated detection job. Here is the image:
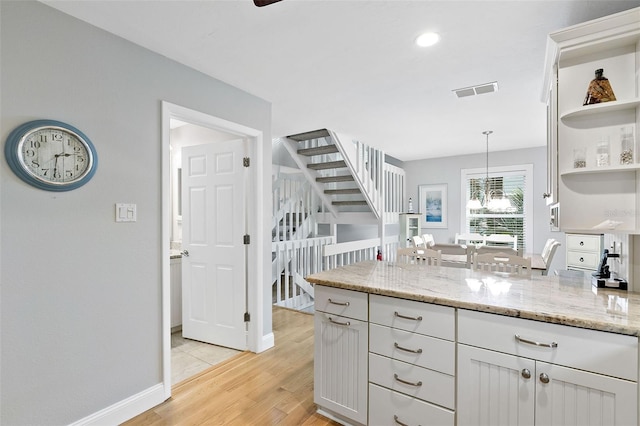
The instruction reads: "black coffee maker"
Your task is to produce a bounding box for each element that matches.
[592,249,627,289]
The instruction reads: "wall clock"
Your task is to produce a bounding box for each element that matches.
[4,119,98,191]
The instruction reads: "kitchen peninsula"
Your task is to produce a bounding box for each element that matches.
[307,261,640,426]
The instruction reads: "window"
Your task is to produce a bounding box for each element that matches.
[460,164,533,252]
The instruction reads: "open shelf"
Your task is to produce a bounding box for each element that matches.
[560,98,640,121]
[560,163,640,176]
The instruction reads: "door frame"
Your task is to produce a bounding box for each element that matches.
[161,101,271,398]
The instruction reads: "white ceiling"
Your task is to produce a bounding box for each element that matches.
[41,0,640,161]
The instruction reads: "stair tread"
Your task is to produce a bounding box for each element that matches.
[307,160,346,170]
[332,200,369,206]
[316,175,354,183]
[297,145,339,156]
[324,188,361,194]
[287,129,330,141]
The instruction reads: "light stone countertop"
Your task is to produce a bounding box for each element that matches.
[305,260,640,336]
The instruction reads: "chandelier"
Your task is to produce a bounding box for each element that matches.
[466,130,512,211]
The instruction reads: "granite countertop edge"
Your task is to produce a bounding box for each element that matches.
[306,262,640,337]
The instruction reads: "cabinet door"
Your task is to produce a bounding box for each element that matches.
[458,344,535,426]
[314,312,368,425]
[535,361,637,426]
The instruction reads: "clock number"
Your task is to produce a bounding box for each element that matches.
[73,145,82,152]
[25,149,35,157]
[77,156,85,163]
[52,133,63,142]
[41,168,49,176]
[39,134,48,143]
[31,160,40,168]
[30,140,41,149]
[65,171,73,178]
[53,170,61,179]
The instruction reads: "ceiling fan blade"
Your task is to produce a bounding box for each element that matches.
[253,0,282,6]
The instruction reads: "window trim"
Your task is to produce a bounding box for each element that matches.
[460,164,533,251]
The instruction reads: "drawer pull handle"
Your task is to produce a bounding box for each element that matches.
[394,342,423,354]
[580,241,584,246]
[521,368,531,379]
[539,372,550,384]
[393,415,409,426]
[394,415,419,426]
[515,334,558,348]
[328,317,350,327]
[394,311,423,321]
[579,257,584,262]
[394,373,423,387]
[328,298,350,307]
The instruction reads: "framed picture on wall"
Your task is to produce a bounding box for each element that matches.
[419,184,448,228]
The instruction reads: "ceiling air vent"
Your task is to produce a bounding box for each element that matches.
[453,81,499,98]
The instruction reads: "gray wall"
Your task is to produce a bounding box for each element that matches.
[1,2,271,424]
[403,146,565,273]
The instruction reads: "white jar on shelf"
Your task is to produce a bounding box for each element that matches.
[596,138,610,167]
[620,127,634,165]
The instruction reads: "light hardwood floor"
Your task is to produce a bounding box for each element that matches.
[123,307,340,425]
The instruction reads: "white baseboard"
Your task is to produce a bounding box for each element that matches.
[256,332,275,353]
[69,383,166,426]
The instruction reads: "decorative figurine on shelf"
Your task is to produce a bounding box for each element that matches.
[376,250,383,261]
[408,198,414,213]
[583,68,616,105]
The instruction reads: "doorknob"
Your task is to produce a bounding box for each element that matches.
[539,373,550,384]
[181,250,190,257]
[521,369,531,379]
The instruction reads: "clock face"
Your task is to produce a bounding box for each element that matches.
[5,120,97,191]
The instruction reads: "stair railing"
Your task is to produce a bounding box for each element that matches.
[272,168,320,241]
[271,236,335,309]
[322,237,400,268]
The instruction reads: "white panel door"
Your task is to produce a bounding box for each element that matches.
[457,344,535,426]
[181,140,247,350]
[536,361,637,426]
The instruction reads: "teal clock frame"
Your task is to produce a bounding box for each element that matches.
[4,119,98,192]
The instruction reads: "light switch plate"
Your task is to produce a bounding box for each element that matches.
[115,203,137,222]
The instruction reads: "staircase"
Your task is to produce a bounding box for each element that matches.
[271,129,406,311]
[280,129,384,221]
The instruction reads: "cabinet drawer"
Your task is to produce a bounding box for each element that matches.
[369,383,454,426]
[370,323,455,374]
[369,353,454,409]
[370,294,455,341]
[458,309,638,381]
[566,234,602,252]
[566,250,599,269]
[314,285,367,321]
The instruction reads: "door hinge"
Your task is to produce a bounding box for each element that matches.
[243,157,250,167]
[244,312,251,322]
[243,234,250,244]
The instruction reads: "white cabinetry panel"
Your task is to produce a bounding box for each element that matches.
[369,383,454,426]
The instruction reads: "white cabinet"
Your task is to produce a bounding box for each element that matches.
[543,8,640,232]
[368,294,455,426]
[314,285,368,425]
[566,233,603,272]
[457,309,638,426]
[399,213,421,247]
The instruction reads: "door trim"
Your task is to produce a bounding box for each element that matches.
[161,101,272,399]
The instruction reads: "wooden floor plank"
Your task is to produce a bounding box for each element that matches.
[123,307,339,426]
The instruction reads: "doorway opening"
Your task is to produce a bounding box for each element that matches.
[161,101,269,398]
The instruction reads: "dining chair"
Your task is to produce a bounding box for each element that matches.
[473,252,531,277]
[421,233,436,247]
[540,239,561,276]
[397,247,441,266]
[475,245,518,256]
[411,235,426,248]
[484,234,518,250]
[454,233,486,246]
[431,243,471,268]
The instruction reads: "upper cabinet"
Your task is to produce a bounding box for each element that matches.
[543,8,640,233]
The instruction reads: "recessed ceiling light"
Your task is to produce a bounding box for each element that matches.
[416,32,440,47]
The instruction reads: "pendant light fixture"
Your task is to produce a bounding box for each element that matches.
[467,131,511,211]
